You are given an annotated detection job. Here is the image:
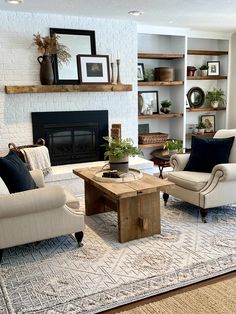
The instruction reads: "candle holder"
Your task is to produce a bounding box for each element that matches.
[110,62,116,84]
[116,59,121,84]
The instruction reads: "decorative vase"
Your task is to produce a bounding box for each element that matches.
[198,128,205,134]
[37,55,54,85]
[160,107,171,114]
[109,155,129,173]
[211,101,219,108]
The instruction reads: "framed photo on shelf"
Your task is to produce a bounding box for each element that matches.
[137,63,145,81]
[138,91,159,114]
[207,61,220,76]
[77,55,110,83]
[201,115,215,133]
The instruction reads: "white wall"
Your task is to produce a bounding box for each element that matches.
[0,11,137,155]
[228,33,236,128]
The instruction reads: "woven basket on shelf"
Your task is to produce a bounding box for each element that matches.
[138,132,168,144]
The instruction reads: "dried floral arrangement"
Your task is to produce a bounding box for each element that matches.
[33,33,71,64]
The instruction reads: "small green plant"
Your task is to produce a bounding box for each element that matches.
[161,100,172,108]
[164,139,182,153]
[199,64,209,70]
[205,88,225,103]
[196,122,206,129]
[144,69,154,81]
[102,136,142,159]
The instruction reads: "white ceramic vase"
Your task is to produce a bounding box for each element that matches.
[211,101,219,108]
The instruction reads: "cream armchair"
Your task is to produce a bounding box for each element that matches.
[0,169,84,262]
[163,129,236,222]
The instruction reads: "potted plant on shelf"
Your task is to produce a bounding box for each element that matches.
[102,136,142,172]
[144,69,154,81]
[164,139,183,156]
[205,88,225,108]
[160,100,172,114]
[196,122,206,134]
[33,33,71,85]
[199,64,209,76]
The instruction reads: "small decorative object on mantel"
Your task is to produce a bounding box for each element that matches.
[160,99,172,114]
[116,59,121,84]
[33,33,71,85]
[110,61,116,84]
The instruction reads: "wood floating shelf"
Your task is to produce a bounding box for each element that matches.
[187,132,215,139]
[138,81,184,86]
[187,50,228,56]
[187,76,227,80]
[138,53,184,60]
[5,84,133,94]
[186,107,226,112]
[138,143,165,148]
[138,113,183,119]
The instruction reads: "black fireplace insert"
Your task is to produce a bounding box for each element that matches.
[31,110,108,165]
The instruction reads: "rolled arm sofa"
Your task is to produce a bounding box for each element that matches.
[0,169,84,262]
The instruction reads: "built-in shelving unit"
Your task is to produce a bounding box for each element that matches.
[187,132,215,139]
[5,84,133,94]
[138,143,165,148]
[139,113,183,119]
[187,50,228,56]
[138,81,184,86]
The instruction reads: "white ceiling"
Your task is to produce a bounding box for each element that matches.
[1,0,236,33]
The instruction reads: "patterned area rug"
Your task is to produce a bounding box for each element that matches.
[0,198,236,314]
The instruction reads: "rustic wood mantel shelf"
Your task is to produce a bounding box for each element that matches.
[5,84,133,94]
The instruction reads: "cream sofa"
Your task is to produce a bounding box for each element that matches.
[164,129,236,222]
[0,169,84,262]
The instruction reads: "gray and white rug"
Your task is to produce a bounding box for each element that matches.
[0,198,236,314]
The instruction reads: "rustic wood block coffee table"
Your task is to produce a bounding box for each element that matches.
[73,167,173,243]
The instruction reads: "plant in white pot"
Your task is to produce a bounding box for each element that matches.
[196,122,206,134]
[160,100,172,114]
[205,88,225,108]
[199,64,209,76]
[164,139,182,156]
[102,136,142,172]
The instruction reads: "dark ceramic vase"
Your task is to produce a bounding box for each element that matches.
[37,55,54,85]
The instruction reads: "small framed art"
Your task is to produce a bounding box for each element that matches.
[77,55,110,83]
[201,115,215,133]
[138,91,159,114]
[137,63,145,81]
[207,61,220,76]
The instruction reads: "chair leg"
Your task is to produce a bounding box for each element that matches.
[75,231,84,247]
[0,249,3,263]
[200,208,208,223]
[163,193,169,206]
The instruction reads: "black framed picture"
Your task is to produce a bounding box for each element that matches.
[201,115,215,132]
[137,63,145,81]
[138,91,159,114]
[207,61,220,76]
[50,28,96,84]
[77,55,110,83]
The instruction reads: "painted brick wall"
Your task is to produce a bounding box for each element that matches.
[0,11,137,155]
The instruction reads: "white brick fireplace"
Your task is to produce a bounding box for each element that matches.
[0,11,138,155]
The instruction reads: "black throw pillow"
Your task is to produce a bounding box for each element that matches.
[0,151,37,193]
[184,136,235,173]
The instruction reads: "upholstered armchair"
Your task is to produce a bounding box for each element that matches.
[0,169,84,262]
[163,129,236,222]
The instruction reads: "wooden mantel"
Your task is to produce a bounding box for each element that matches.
[5,83,133,94]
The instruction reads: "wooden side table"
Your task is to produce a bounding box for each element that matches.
[151,155,171,179]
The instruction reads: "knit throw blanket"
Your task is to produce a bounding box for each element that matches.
[21,146,52,175]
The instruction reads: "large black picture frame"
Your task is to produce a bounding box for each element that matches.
[50,28,96,84]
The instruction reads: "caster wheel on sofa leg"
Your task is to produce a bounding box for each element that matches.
[200,208,208,223]
[75,231,84,247]
[163,193,169,206]
[0,249,3,263]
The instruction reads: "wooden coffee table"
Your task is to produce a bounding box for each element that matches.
[73,167,174,243]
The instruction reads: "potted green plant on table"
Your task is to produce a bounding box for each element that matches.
[102,136,142,172]
[33,33,71,85]
[205,88,225,108]
[199,64,209,76]
[160,100,172,114]
[196,122,206,134]
[164,139,183,156]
